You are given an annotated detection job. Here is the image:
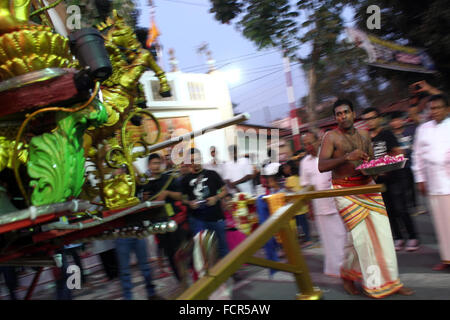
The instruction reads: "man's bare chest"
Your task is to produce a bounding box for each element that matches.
[334,131,369,154]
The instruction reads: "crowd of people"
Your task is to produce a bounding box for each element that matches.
[316,80,449,297]
[1,80,448,300]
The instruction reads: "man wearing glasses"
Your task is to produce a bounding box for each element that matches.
[361,107,420,253]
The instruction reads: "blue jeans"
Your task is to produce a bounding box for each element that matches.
[115,238,155,300]
[189,217,229,258]
[295,214,311,242]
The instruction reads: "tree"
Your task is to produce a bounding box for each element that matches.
[208,0,450,123]
[296,1,345,124]
[209,0,348,124]
[208,0,376,124]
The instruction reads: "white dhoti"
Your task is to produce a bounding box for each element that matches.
[315,213,347,277]
[428,195,450,264]
[333,180,404,298]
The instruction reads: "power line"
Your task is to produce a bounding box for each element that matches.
[242,66,284,76]
[246,61,300,72]
[182,50,279,72]
[240,61,301,77]
[234,72,305,112]
[254,90,295,108]
[213,50,279,66]
[237,89,291,112]
[229,61,302,91]
[231,62,302,101]
[233,75,286,103]
[189,60,293,77]
[160,0,209,8]
[240,63,284,72]
[229,69,283,90]
[239,90,289,113]
[237,101,291,117]
[232,69,301,107]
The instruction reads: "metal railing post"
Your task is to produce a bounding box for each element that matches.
[177,184,384,300]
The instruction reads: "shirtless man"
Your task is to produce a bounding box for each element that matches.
[318,99,413,298]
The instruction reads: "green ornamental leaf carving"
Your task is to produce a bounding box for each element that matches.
[28,130,76,205]
[27,99,107,206]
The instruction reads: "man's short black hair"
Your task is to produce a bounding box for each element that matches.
[283,160,298,176]
[148,153,162,162]
[409,103,419,112]
[428,94,449,106]
[361,107,379,116]
[302,130,318,141]
[333,99,354,115]
[389,111,406,120]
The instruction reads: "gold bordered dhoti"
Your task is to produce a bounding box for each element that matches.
[332,177,403,298]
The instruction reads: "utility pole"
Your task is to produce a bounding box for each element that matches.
[283,54,301,151]
[264,106,271,125]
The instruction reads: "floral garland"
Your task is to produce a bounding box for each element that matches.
[231,193,258,235]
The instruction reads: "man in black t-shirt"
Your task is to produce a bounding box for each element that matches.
[362,108,419,252]
[389,111,421,211]
[140,154,181,213]
[180,148,229,258]
[138,153,188,282]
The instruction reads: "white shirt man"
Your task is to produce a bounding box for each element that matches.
[203,146,225,178]
[300,133,347,277]
[223,145,254,196]
[412,117,450,195]
[223,157,254,195]
[412,94,450,270]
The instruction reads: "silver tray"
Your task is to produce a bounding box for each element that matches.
[359,159,408,176]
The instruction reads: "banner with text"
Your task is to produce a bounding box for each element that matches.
[346,28,436,74]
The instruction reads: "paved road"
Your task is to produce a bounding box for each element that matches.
[232,211,450,300]
[22,210,450,300]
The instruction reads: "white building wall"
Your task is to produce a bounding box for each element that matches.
[138,70,236,168]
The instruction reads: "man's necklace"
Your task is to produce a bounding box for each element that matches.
[339,128,364,151]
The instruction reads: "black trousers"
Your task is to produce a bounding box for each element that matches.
[404,167,417,208]
[64,247,86,284]
[156,225,190,282]
[378,169,418,241]
[53,251,72,300]
[0,266,18,300]
[99,249,119,280]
